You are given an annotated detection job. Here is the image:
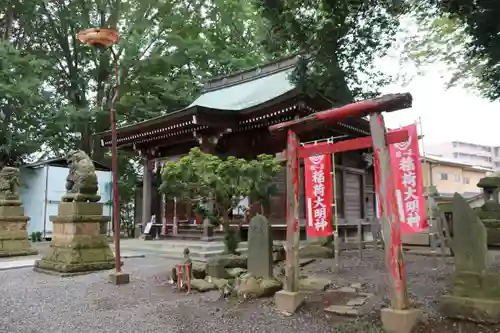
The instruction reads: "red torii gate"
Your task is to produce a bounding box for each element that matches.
[270,93,421,332]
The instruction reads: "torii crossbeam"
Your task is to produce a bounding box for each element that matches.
[270,93,421,331]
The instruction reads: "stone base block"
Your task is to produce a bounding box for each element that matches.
[34,244,115,276]
[401,231,429,246]
[380,307,422,333]
[0,205,24,216]
[109,271,130,285]
[441,295,500,324]
[58,202,103,216]
[274,290,304,313]
[0,239,37,258]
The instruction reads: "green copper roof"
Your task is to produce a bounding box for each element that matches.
[188,67,296,111]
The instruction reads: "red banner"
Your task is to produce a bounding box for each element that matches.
[304,154,333,237]
[375,124,427,234]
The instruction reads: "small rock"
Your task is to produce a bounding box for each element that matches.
[350,282,362,290]
[226,267,247,278]
[299,276,332,291]
[192,263,207,279]
[191,279,217,292]
[210,277,230,290]
[234,273,282,299]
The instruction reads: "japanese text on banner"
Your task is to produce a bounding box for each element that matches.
[304,154,333,237]
[376,124,427,234]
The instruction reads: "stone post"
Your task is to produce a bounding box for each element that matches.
[34,201,115,275]
[0,167,37,257]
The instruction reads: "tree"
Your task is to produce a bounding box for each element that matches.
[255,0,409,104]
[246,154,281,215]
[0,40,50,168]
[402,1,500,100]
[160,148,281,230]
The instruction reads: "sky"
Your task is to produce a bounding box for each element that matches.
[375,16,500,147]
[381,72,500,147]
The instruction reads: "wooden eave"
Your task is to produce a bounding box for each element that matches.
[94,105,240,149]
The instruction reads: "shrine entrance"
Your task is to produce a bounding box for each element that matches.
[270,93,422,333]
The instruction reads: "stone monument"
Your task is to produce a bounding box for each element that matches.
[247,214,273,278]
[34,150,115,275]
[475,171,500,245]
[441,193,500,323]
[0,167,37,257]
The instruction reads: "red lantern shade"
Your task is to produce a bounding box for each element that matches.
[77,28,120,48]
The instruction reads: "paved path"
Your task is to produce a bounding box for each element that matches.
[0,250,146,271]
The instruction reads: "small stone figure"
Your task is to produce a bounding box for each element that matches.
[0,166,20,200]
[61,150,101,202]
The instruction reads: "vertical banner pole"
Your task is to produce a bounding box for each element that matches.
[332,151,340,272]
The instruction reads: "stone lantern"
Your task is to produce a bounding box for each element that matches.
[476,171,500,245]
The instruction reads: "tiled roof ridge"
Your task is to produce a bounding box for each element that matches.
[202,53,308,93]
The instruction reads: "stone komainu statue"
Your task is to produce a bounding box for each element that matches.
[62,150,101,202]
[0,166,20,200]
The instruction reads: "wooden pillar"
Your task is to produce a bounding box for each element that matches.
[369,113,409,310]
[274,129,304,313]
[173,197,178,235]
[284,129,300,291]
[141,157,153,228]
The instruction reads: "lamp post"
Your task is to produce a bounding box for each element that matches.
[77,28,129,285]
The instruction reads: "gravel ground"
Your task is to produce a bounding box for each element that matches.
[1,249,500,333]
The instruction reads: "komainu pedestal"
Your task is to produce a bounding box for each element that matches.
[0,167,37,257]
[34,150,114,276]
[34,202,114,275]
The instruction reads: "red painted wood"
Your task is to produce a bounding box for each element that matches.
[269,93,412,133]
[297,130,408,158]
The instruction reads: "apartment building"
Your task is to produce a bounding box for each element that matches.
[422,155,492,198]
[426,140,500,169]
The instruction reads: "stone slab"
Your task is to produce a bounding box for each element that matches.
[338,286,357,293]
[380,307,422,333]
[441,295,500,324]
[346,297,367,306]
[58,202,103,216]
[247,215,273,278]
[274,290,304,313]
[324,305,359,316]
[109,271,130,285]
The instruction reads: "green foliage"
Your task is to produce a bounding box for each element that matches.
[30,231,42,242]
[247,154,281,214]
[160,148,280,228]
[255,0,408,103]
[403,1,500,100]
[223,227,240,254]
[0,40,50,167]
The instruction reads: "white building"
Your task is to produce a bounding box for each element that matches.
[426,140,500,170]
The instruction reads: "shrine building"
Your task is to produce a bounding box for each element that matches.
[94,55,377,241]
